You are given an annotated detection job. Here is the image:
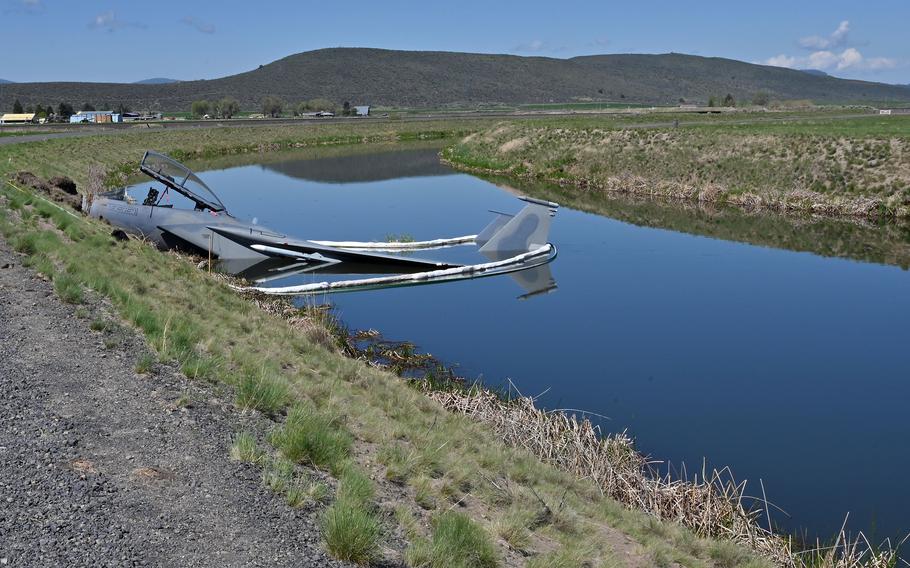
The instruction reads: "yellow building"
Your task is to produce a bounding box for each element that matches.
[0,113,36,124]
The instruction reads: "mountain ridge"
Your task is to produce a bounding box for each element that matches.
[132,78,180,85]
[2,48,909,111]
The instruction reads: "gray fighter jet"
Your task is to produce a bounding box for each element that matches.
[86,151,558,295]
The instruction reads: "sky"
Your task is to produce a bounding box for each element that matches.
[1,0,908,85]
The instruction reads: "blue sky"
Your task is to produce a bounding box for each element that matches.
[1,0,908,84]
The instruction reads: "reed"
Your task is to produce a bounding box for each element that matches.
[424,388,903,568]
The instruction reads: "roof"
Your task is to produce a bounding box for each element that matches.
[1,113,36,121]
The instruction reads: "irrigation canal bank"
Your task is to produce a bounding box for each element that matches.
[0,239,350,567]
[181,145,910,541]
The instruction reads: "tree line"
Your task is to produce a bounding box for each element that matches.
[706,91,771,107]
[7,98,134,120]
[188,97,359,119]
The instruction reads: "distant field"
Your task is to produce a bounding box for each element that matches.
[517,101,653,111]
[442,113,910,219]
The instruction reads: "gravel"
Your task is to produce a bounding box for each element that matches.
[0,238,352,567]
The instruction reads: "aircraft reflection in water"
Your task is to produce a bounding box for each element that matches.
[87,151,558,297]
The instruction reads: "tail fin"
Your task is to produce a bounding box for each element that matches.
[478,197,558,260]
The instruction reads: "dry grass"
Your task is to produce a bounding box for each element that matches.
[425,388,905,568]
[442,119,910,220]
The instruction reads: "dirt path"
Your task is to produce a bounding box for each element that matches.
[0,238,350,567]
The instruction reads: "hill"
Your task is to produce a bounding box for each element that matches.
[133,78,180,85]
[2,48,910,111]
[0,79,13,84]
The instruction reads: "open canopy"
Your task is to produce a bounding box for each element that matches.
[139,151,227,212]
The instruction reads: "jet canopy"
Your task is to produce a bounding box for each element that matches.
[139,151,227,213]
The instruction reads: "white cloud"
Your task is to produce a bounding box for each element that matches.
[764,47,896,72]
[181,16,215,34]
[763,21,898,74]
[89,10,146,32]
[764,54,798,68]
[799,20,850,50]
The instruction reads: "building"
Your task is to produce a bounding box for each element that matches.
[0,113,36,124]
[354,105,370,117]
[69,111,123,124]
[879,108,910,115]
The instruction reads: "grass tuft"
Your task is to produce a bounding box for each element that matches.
[322,500,382,565]
[405,511,498,568]
[134,353,156,374]
[270,404,352,474]
[53,273,83,304]
[261,457,295,493]
[236,372,288,415]
[322,467,382,565]
[230,431,264,464]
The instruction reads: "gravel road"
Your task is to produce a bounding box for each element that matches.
[0,238,351,567]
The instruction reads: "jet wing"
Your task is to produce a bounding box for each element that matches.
[208,226,461,272]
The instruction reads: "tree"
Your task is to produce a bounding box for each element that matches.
[12,99,23,113]
[57,102,74,118]
[191,100,210,118]
[25,105,34,113]
[115,103,131,115]
[81,103,96,112]
[214,97,239,119]
[722,93,736,107]
[752,91,770,106]
[342,101,351,116]
[45,105,54,117]
[261,96,283,117]
[707,96,717,107]
[298,98,336,115]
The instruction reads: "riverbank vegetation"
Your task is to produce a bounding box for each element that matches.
[0,119,903,567]
[486,174,910,270]
[442,115,910,220]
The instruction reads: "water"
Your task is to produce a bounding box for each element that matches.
[156,145,910,540]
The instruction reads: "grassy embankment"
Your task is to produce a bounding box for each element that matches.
[0,120,781,568]
[486,174,910,270]
[441,114,910,220]
[0,117,900,567]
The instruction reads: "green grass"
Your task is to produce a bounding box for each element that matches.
[322,467,382,565]
[261,457,295,493]
[53,273,83,303]
[322,500,382,565]
[0,121,784,568]
[230,431,264,464]
[286,477,328,508]
[235,372,288,415]
[405,511,498,568]
[269,404,353,474]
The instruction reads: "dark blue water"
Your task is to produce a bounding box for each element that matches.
[164,147,909,540]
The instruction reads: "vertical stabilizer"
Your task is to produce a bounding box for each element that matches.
[478,197,558,260]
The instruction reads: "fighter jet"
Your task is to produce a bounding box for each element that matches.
[86,151,558,295]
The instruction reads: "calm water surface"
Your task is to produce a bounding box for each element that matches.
[184,147,908,539]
